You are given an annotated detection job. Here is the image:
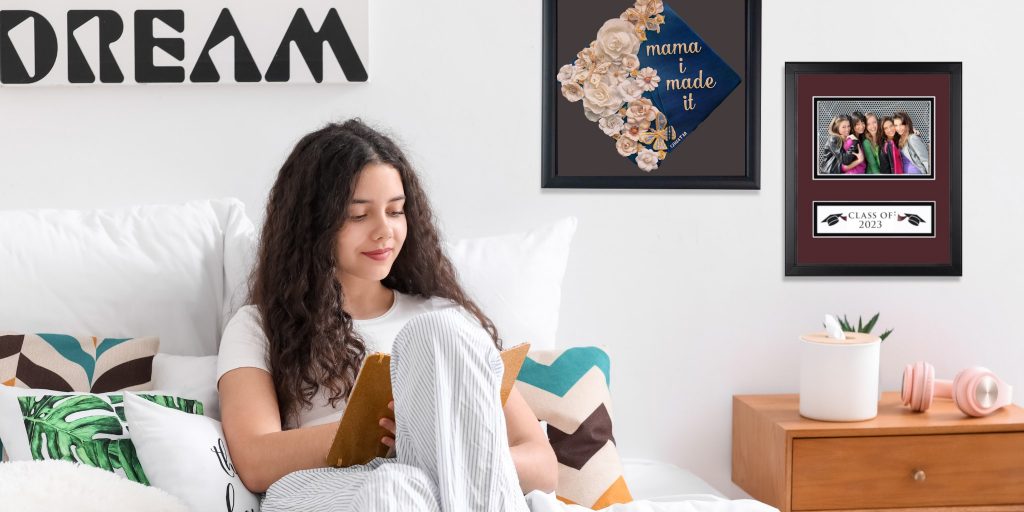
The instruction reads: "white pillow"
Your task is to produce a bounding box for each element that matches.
[152,354,220,420]
[124,392,260,512]
[0,198,255,357]
[445,217,577,350]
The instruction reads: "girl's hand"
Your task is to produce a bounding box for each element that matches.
[379,401,396,448]
[847,134,857,140]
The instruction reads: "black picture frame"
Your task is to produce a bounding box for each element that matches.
[785,62,962,276]
[541,0,761,189]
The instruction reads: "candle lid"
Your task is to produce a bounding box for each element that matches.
[800,331,879,345]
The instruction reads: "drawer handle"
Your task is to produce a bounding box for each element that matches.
[912,469,926,482]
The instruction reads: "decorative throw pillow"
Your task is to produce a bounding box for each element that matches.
[0,333,159,392]
[0,386,203,485]
[123,392,261,512]
[514,346,633,509]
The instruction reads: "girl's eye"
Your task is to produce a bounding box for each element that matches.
[388,211,405,217]
[350,214,367,221]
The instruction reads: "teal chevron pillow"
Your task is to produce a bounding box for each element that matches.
[0,333,159,392]
[0,387,203,485]
[515,346,632,509]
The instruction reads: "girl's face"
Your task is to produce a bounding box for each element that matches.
[867,116,878,135]
[837,120,851,137]
[893,118,907,136]
[336,163,408,285]
[854,120,866,135]
[883,120,896,140]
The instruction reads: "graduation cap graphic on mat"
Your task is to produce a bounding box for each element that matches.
[556,1,740,173]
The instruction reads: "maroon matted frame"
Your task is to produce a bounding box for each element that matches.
[785,62,962,276]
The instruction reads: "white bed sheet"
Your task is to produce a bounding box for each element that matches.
[622,458,724,500]
[522,458,778,512]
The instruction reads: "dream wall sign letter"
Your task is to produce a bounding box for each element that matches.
[0,0,369,86]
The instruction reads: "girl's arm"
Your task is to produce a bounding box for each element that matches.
[842,143,865,171]
[504,387,559,494]
[220,368,339,493]
[909,135,930,174]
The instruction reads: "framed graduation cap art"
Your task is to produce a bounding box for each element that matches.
[542,0,760,189]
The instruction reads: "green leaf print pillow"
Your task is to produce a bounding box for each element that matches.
[0,387,203,485]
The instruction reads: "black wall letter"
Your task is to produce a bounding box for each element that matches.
[135,10,185,83]
[265,8,367,83]
[67,11,124,84]
[0,11,58,84]
[190,9,260,83]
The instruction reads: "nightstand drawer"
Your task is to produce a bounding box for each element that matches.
[792,432,1024,510]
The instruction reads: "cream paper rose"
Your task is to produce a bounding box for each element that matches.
[621,54,640,71]
[617,78,644,103]
[616,135,639,156]
[599,115,626,137]
[583,76,624,121]
[595,19,641,61]
[557,64,575,84]
[561,82,584,102]
[635,147,660,172]
[576,46,600,68]
[626,98,658,124]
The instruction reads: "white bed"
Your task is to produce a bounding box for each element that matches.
[0,199,772,511]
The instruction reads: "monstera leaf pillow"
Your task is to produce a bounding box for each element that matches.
[0,386,203,485]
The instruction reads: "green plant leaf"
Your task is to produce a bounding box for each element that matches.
[20,395,123,470]
[109,438,149,485]
[139,394,204,416]
[863,313,880,334]
[837,315,851,332]
[880,328,894,341]
[857,316,864,332]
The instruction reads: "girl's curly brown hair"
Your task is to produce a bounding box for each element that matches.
[251,119,500,425]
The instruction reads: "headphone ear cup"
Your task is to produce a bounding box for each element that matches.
[953,367,998,417]
[921,363,935,411]
[903,361,935,412]
[901,363,914,406]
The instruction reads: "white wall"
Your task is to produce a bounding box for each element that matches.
[2,0,1022,500]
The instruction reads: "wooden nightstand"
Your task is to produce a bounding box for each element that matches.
[732,393,1024,512]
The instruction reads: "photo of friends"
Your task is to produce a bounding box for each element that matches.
[814,98,933,178]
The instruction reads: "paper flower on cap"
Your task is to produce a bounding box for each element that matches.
[556,0,741,173]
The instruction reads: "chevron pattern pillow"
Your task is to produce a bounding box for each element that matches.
[515,346,632,509]
[0,333,158,392]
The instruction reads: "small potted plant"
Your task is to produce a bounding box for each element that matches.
[799,313,893,422]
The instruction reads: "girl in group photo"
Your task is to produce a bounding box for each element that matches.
[879,115,903,174]
[861,112,883,174]
[893,111,931,175]
[818,114,864,175]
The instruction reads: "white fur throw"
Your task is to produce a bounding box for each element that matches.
[0,460,189,512]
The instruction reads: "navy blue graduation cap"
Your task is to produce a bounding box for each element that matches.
[639,2,740,153]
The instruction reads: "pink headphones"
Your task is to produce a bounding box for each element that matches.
[901,361,1014,417]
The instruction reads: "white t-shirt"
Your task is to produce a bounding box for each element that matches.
[217,291,456,428]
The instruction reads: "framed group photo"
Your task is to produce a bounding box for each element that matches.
[542,0,761,189]
[785,62,962,276]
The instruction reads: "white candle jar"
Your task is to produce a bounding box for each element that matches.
[799,332,881,421]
